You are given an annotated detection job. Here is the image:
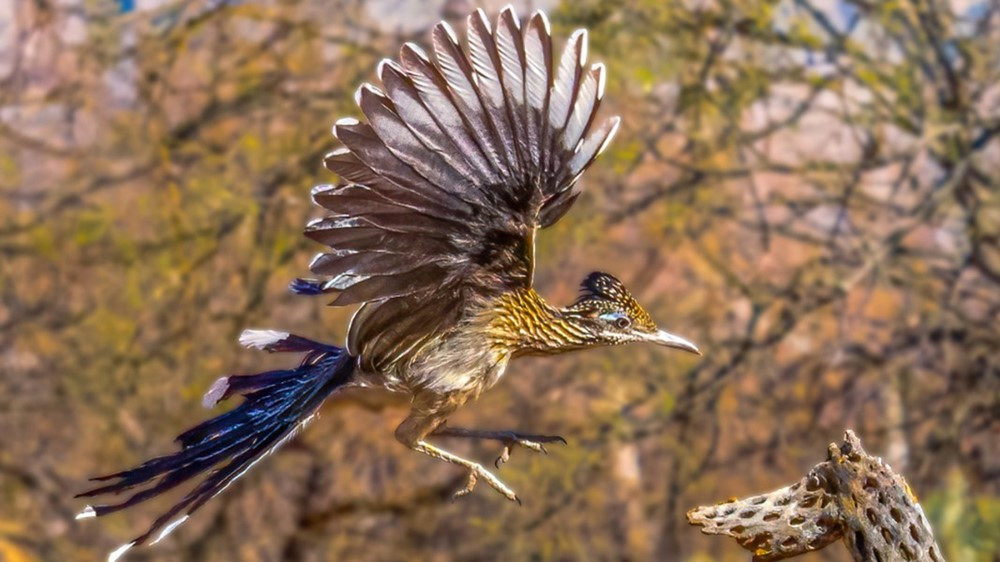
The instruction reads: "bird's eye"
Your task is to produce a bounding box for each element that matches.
[615,317,631,329]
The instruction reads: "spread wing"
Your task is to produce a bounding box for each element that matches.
[304,8,619,372]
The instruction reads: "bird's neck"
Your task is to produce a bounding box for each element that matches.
[487,289,591,356]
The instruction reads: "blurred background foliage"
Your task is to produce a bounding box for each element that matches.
[1,0,999,560]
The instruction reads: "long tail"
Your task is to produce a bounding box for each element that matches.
[76,330,355,561]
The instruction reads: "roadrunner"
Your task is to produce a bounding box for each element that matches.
[77,7,700,559]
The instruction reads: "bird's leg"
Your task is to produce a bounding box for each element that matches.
[432,426,567,468]
[395,405,519,503]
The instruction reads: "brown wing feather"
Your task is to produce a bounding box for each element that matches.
[307,8,619,371]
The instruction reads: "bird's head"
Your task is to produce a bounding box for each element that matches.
[561,272,701,355]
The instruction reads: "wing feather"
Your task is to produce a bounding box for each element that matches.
[354,86,480,199]
[310,252,435,278]
[431,22,508,180]
[330,264,447,306]
[538,189,581,227]
[306,9,619,371]
[548,29,586,176]
[561,64,605,154]
[377,61,455,161]
[549,30,586,135]
[312,181,457,226]
[399,44,499,190]
[523,12,552,175]
[331,121,474,212]
[350,287,464,373]
[494,7,531,173]
[466,9,521,175]
[567,116,621,185]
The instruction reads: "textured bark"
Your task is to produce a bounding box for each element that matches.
[687,431,944,561]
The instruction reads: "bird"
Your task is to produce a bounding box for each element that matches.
[75,6,701,560]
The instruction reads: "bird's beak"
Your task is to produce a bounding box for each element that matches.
[646,329,702,355]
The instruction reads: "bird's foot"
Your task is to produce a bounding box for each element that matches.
[493,432,567,468]
[411,440,522,504]
[452,462,520,504]
[428,426,567,469]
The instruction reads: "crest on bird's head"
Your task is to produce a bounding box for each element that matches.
[565,272,657,332]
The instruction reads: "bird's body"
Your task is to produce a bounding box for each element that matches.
[356,298,509,397]
[362,287,599,396]
[77,8,700,560]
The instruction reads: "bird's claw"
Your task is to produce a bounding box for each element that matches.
[494,433,567,469]
[452,462,519,504]
[452,471,477,501]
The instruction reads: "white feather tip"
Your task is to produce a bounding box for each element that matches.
[531,11,551,34]
[107,541,136,562]
[150,515,190,545]
[332,117,359,137]
[202,376,230,409]
[239,329,289,350]
[593,63,607,98]
[75,505,96,520]
[469,8,491,31]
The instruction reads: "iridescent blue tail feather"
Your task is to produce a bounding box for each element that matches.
[76,332,354,560]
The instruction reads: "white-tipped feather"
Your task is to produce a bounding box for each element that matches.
[496,8,531,170]
[467,11,498,101]
[562,69,598,150]
[400,45,455,122]
[75,505,96,520]
[568,116,620,177]
[308,252,330,271]
[432,23,505,177]
[536,9,551,35]
[376,58,395,81]
[549,29,586,131]
[239,329,290,350]
[401,41,431,63]
[524,14,551,113]
[467,8,518,173]
[523,12,552,169]
[310,183,335,197]
[593,62,607,99]
[324,147,349,159]
[595,116,621,156]
[150,515,190,545]
[361,81,391,104]
[107,541,135,562]
[333,116,359,131]
[495,9,525,106]
[202,376,230,408]
[396,43,495,188]
[438,19,460,45]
